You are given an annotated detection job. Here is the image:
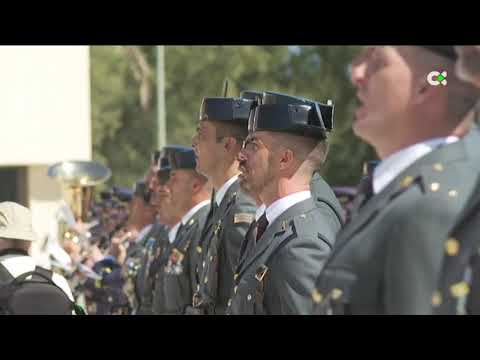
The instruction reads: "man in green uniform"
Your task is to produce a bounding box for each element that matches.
[312,46,480,315]
[151,146,211,314]
[226,91,341,315]
[432,45,480,315]
[189,95,257,315]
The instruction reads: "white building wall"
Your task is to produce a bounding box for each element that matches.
[0,46,92,253]
[0,46,91,165]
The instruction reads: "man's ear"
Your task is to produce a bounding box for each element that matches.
[279,148,294,171]
[224,136,240,153]
[412,73,443,105]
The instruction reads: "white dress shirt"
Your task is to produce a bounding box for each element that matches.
[373,136,459,195]
[255,204,266,221]
[265,191,312,229]
[215,175,239,206]
[167,200,211,244]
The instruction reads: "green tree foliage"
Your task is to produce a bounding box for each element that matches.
[90,46,157,189]
[91,45,376,190]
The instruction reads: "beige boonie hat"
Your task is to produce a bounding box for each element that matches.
[0,202,37,242]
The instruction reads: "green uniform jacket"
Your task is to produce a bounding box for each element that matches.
[311,171,345,225]
[226,195,340,315]
[195,179,256,315]
[136,222,169,315]
[153,204,210,314]
[313,130,480,315]
[433,128,480,314]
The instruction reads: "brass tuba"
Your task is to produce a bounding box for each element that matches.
[48,160,111,245]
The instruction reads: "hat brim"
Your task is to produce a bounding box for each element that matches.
[0,229,37,242]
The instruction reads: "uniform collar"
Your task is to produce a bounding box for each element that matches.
[181,200,210,226]
[265,191,311,227]
[135,223,153,243]
[168,222,181,244]
[215,175,239,206]
[168,200,211,244]
[255,204,266,221]
[373,136,459,195]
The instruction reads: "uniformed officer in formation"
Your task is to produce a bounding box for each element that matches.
[136,147,180,314]
[188,95,257,315]
[38,45,480,316]
[150,146,211,314]
[225,91,341,314]
[311,45,480,315]
[433,46,480,315]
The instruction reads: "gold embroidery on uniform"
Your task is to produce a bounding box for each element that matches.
[234,213,254,224]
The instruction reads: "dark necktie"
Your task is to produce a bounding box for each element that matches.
[255,213,269,243]
[352,175,374,213]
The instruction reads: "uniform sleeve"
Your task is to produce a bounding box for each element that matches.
[268,233,332,315]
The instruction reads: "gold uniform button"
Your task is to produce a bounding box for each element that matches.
[233,273,239,280]
[227,299,232,307]
[448,190,458,198]
[433,163,444,172]
[234,286,238,294]
[311,289,323,304]
[445,238,460,256]
[202,261,206,267]
[210,256,213,261]
[196,246,202,254]
[430,182,440,192]
[331,288,343,300]
[400,176,414,188]
[432,291,442,307]
[247,294,252,301]
[204,277,208,284]
[450,282,470,298]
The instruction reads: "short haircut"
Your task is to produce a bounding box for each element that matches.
[210,121,249,143]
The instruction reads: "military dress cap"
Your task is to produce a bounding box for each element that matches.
[248,91,334,139]
[151,150,161,166]
[199,96,256,124]
[112,186,133,203]
[420,46,458,60]
[133,180,147,197]
[100,189,113,201]
[156,145,185,183]
[155,145,189,169]
[167,146,197,170]
[240,90,264,102]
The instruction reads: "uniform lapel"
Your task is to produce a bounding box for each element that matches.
[330,137,469,260]
[237,198,315,277]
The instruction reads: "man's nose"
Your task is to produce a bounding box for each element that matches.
[350,57,367,88]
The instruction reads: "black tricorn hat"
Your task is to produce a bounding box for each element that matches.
[248,91,334,140]
[112,186,133,203]
[199,97,256,125]
[167,146,197,170]
[240,90,264,103]
[151,150,161,166]
[156,145,189,169]
[156,145,186,183]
